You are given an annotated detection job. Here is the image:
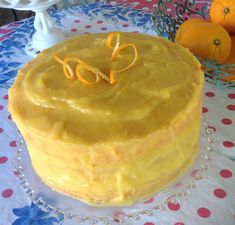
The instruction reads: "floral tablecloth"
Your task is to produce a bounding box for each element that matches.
[0,1,235,225]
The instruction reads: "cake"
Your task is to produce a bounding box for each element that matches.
[8,32,204,206]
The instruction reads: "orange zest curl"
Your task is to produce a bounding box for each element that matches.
[109,70,117,85]
[106,32,120,49]
[63,57,85,80]
[106,32,138,83]
[53,32,138,86]
[53,55,64,64]
[111,43,138,73]
[106,32,121,61]
[76,64,101,86]
[53,55,110,85]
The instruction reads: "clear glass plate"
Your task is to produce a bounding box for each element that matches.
[13,114,215,224]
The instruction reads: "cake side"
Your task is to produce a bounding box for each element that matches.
[18,100,201,206]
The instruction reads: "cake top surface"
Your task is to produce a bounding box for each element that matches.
[9,32,204,144]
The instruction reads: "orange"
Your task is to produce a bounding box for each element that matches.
[210,0,235,34]
[226,35,235,63]
[175,18,231,63]
[175,18,206,42]
[222,35,235,82]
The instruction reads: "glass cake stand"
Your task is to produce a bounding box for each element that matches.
[13,114,215,224]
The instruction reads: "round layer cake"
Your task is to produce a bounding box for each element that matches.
[8,32,204,206]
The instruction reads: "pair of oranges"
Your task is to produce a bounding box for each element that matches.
[175,0,235,67]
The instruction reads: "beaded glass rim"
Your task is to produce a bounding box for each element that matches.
[13,114,215,224]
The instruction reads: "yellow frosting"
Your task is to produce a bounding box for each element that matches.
[8,32,204,206]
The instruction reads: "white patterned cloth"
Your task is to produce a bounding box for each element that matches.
[0,2,234,225]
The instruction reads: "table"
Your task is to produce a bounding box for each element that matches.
[0,1,234,225]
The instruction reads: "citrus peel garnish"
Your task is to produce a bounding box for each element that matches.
[106,32,121,61]
[76,64,101,86]
[63,57,86,80]
[106,32,120,49]
[111,43,138,73]
[54,32,138,85]
[54,55,76,80]
[109,70,117,85]
[53,55,110,85]
[106,32,138,83]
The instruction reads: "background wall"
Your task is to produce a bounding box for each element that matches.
[0,9,34,26]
